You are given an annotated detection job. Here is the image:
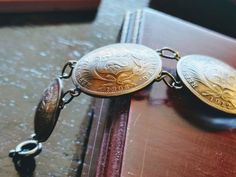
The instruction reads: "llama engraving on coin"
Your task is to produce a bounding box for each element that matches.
[72,43,162,96]
[177,55,236,114]
[34,78,63,142]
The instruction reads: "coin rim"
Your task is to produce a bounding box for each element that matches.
[34,78,63,142]
[177,54,236,114]
[72,43,162,97]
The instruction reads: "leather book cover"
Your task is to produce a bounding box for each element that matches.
[121,8,236,177]
[82,8,236,177]
[81,10,141,177]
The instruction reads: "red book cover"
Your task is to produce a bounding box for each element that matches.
[83,8,236,177]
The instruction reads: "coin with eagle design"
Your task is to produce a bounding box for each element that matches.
[177,55,236,114]
[72,43,162,96]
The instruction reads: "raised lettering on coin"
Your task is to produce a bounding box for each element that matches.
[177,55,236,114]
[72,43,162,96]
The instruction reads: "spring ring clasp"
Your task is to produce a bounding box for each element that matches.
[9,139,42,159]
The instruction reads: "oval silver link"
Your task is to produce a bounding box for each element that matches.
[60,88,81,109]
[60,60,77,79]
[9,140,42,158]
[156,47,180,60]
[156,47,182,89]
[156,71,183,89]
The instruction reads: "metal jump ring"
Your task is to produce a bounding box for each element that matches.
[60,88,81,108]
[60,60,77,79]
[156,70,183,89]
[9,140,42,158]
[156,47,180,60]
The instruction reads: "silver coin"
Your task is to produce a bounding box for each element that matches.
[72,43,162,96]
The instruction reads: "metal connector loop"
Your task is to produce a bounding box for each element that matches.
[156,71,183,89]
[60,88,81,109]
[156,47,180,60]
[9,139,42,159]
[60,60,77,79]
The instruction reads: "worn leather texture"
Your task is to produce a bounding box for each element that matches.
[83,8,236,177]
[121,8,236,177]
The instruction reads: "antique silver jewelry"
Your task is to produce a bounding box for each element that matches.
[9,43,236,172]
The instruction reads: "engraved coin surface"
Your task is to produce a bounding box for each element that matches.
[177,55,236,114]
[72,43,162,96]
[34,78,63,142]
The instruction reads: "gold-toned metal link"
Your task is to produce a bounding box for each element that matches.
[156,71,183,89]
[156,47,180,60]
[60,60,77,79]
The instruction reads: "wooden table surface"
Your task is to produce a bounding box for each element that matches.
[0,0,149,176]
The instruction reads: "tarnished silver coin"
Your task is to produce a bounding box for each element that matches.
[34,78,63,142]
[72,43,162,96]
[177,55,236,114]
